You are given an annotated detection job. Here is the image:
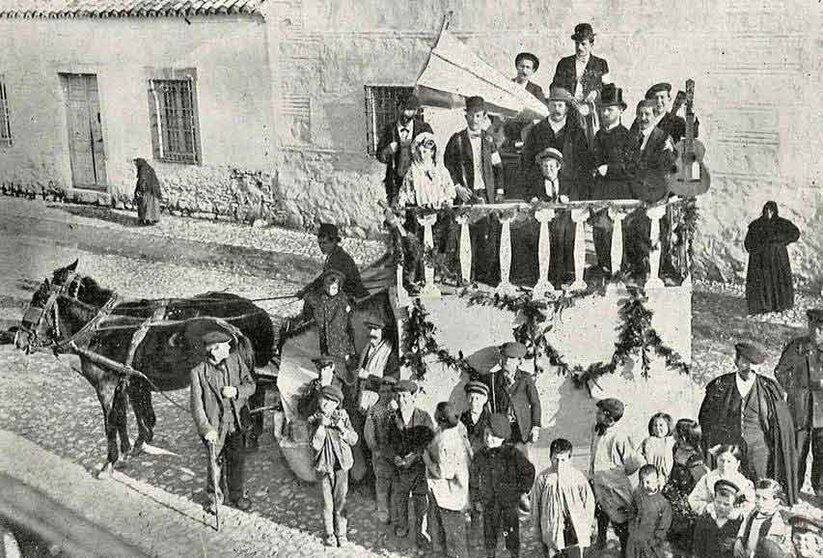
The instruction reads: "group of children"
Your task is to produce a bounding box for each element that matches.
[305,376,814,557]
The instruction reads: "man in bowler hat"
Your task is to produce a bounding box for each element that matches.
[550,23,611,104]
[698,342,798,505]
[776,308,823,500]
[376,94,434,205]
[189,328,256,512]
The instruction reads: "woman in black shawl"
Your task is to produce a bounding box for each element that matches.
[133,158,162,225]
[744,201,800,314]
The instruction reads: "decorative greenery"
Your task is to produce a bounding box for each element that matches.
[400,299,477,381]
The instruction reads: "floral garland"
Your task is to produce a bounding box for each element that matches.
[400,299,477,381]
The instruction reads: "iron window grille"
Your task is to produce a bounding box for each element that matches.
[149,78,199,164]
[0,75,12,146]
[364,85,415,156]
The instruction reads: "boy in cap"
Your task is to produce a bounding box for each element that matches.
[189,328,256,512]
[775,308,823,500]
[302,269,356,382]
[297,223,368,301]
[471,413,536,558]
[591,83,636,274]
[461,380,493,454]
[699,341,797,503]
[530,438,596,558]
[363,375,399,524]
[385,379,435,548]
[789,513,823,558]
[376,94,434,205]
[297,356,339,419]
[484,341,542,456]
[309,384,359,547]
[692,478,745,558]
[590,397,645,555]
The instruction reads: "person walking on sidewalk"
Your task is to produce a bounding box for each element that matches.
[133,158,162,225]
[189,328,256,512]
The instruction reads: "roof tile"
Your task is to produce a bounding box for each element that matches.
[0,0,265,18]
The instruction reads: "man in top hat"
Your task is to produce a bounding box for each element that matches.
[775,308,823,500]
[789,513,823,558]
[521,86,592,202]
[634,82,699,144]
[698,342,798,505]
[590,83,637,274]
[297,222,369,301]
[444,95,506,285]
[384,379,435,548]
[550,23,611,104]
[376,94,434,205]
[482,341,542,456]
[189,328,256,512]
[513,52,545,102]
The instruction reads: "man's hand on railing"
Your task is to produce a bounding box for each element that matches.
[455,186,472,203]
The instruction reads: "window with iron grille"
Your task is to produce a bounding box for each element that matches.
[364,85,415,156]
[0,75,11,146]
[148,77,200,164]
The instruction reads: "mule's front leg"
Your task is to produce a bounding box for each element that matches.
[95,378,127,478]
[129,379,156,454]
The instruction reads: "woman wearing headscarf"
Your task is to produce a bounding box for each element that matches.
[133,158,162,225]
[744,201,800,315]
[391,133,470,292]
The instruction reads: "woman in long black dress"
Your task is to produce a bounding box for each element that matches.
[133,158,162,225]
[744,201,800,315]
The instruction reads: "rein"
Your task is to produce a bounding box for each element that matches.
[53,293,120,353]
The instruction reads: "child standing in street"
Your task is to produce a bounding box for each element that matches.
[639,412,675,481]
[303,269,356,381]
[471,413,536,558]
[626,464,672,558]
[363,375,398,524]
[309,384,359,548]
[530,438,595,558]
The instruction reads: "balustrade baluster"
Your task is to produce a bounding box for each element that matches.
[455,214,472,285]
[533,208,558,298]
[417,213,441,297]
[646,204,667,289]
[570,208,588,291]
[608,206,626,284]
[496,215,515,294]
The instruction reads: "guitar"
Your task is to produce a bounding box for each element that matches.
[668,80,710,196]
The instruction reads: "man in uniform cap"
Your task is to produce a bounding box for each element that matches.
[297,223,368,301]
[376,94,434,205]
[385,378,435,547]
[461,380,492,454]
[513,52,545,101]
[776,308,823,500]
[590,396,644,553]
[483,341,542,457]
[699,342,798,505]
[189,327,256,512]
[789,513,823,558]
[444,94,506,285]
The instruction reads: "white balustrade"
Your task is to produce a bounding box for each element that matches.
[396,264,411,307]
[417,213,441,297]
[533,208,559,298]
[455,214,472,285]
[608,206,626,282]
[496,215,516,295]
[646,204,667,289]
[569,208,589,291]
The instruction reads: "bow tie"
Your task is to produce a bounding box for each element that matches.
[467,130,482,138]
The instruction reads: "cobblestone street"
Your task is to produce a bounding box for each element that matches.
[1,198,820,557]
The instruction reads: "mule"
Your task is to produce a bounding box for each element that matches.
[15,260,275,476]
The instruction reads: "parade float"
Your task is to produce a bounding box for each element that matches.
[275,18,707,478]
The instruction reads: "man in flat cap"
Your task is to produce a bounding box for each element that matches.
[189,328,256,512]
[789,513,823,558]
[590,396,645,554]
[444,95,505,285]
[376,94,434,205]
[297,223,368,302]
[698,342,797,505]
[635,82,699,144]
[776,308,823,500]
[513,52,545,102]
[483,341,542,457]
[355,315,399,404]
[385,379,435,548]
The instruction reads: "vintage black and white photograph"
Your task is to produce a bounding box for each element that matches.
[0,1,821,557]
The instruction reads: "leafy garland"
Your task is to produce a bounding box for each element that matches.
[399,284,689,393]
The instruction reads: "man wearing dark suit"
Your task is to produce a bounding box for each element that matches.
[550,23,611,104]
[624,99,677,280]
[513,51,545,102]
[298,223,369,301]
[629,82,700,145]
[591,84,637,273]
[376,94,433,204]
[444,95,505,284]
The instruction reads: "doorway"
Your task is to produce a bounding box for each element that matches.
[61,73,107,190]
